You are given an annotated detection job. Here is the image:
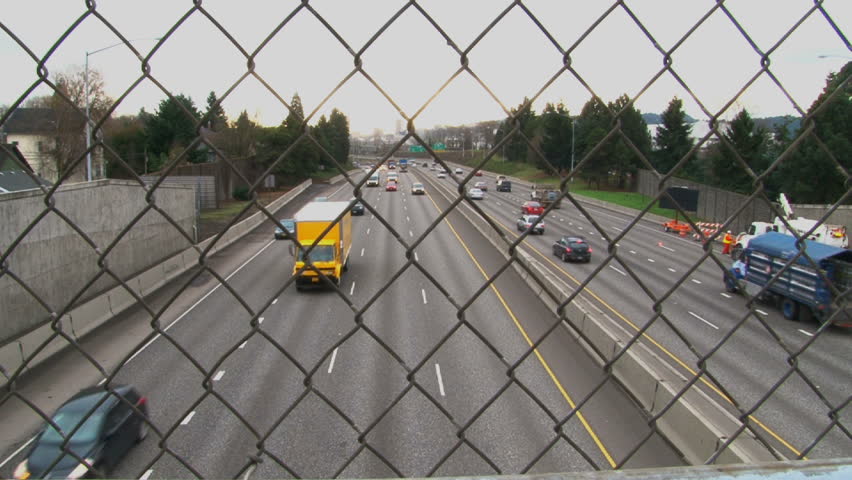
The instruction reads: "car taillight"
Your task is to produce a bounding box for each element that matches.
[588,247,593,253]
[565,248,572,252]
[137,397,147,407]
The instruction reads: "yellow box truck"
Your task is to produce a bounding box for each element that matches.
[291,201,352,289]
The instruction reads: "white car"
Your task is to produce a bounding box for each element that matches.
[468,188,484,200]
[517,215,545,234]
[455,168,463,175]
[437,171,446,178]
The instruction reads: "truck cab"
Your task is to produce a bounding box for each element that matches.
[291,202,352,290]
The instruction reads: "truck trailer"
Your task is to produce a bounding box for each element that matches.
[291,201,352,289]
[725,232,852,326]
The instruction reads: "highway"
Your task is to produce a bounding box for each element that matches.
[413,161,852,461]
[0,174,683,478]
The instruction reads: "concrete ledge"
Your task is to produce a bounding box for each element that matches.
[1,179,312,384]
[429,174,777,465]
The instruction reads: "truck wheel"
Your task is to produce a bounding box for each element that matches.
[781,297,800,321]
[730,245,743,260]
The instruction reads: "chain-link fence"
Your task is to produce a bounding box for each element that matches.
[1,1,850,479]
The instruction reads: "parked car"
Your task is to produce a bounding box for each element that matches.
[474,181,488,191]
[14,385,149,480]
[521,201,544,215]
[517,215,545,234]
[350,200,365,216]
[474,170,483,176]
[437,171,446,178]
[468,188,485,200]
[386,182,397,192]
[411,183,425,195]
[553,236,592,262]
[274,218,296,239]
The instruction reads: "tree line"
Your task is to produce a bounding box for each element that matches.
[453,61,850,204]
[12,70,351,185]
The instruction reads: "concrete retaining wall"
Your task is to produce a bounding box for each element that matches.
[424,171,777,465]
[1,180,196,345]
[0,178,313,382]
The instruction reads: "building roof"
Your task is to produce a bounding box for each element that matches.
[1,107,58,134]
[0,143,51,193]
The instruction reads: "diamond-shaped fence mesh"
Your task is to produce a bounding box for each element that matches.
[1,1,850,479]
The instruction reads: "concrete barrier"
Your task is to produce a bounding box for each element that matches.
[0,179,313,382]
[423,173,777,465]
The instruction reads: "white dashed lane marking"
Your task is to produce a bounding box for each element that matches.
[648,258,656,263]
[609,265,627,276]
[239,341,247,349]
[691,279,702,285]
[668,268,677,273]
[213,370,225,382]
[140,470,153,480]
[799,329,814,337]
[435,364,446,396]
[360,248,365,256]
[272,298,278,305]
[328,348,338,374]
[422,289,428,304]
[689,311,719,330]
[181,411,196,425]
[756,309,768,316]
[350,282,355,295]
[630,250,637,255]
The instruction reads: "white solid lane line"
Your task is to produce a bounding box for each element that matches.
[125,238,278,365]
[798,329,814,337]
[0,436,35,469]
[689,311,719,330]
[213,370,225,382]
[609,265,627,276]
[350,282,355,295]
[435,364,446,397]
[422,289,428,304]
[181,411,196,425]
[140,469,154,480]
[328,348,339,374]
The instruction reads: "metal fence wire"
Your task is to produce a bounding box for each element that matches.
[1,1,850,479]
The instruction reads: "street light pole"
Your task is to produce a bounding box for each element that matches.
[84,37,159,181]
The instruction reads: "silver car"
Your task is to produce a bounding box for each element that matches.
[468,188,484,200]
[517,215,545,234]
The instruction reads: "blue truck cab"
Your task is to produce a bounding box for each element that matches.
[725,232,852,326]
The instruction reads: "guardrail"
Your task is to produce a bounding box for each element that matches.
[417,170,775,465]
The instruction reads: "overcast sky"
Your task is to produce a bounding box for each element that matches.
[2,1,850,135]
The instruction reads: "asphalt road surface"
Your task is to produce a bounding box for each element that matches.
[1,174,684,478]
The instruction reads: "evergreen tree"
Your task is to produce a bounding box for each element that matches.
[204,91,228,131]
[653,97,694,175]
[710,109,768,194]
[576,97,611,189]
[145,94,204,164]
[774,61,851,203]
[540,102,572,173]
[328,108,350,166]
[608,94,652,189]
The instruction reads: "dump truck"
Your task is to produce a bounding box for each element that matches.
[724,231,852,326]
[731,193,847,258]
[530,184,562,209]
[291,201,352,289]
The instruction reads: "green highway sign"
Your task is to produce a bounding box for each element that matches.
[409,145,426,152]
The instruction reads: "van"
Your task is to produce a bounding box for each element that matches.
[367,173,380,187]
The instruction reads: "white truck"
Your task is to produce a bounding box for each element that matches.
[731,193,847,259]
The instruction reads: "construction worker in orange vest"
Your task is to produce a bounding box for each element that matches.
[722,231,734,255]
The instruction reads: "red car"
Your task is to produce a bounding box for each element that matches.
[474,170,483,176]
[521,201,544,215]
[386,182,397,192]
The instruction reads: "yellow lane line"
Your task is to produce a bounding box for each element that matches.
[425,191,618,468]
[482,210,804,459]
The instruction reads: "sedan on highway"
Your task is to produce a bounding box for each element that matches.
[455,167,463,175]
[14,385,149,479]
[385,182,397,192]
[437,171,446,178]
[521,201,544,215]
[553,236,592,262]
[411,183,425,195]
[474,181,488,191]
[350,200,365,216]
[517,215,545,234]
[274,219,296,239]
[468,188,485,200]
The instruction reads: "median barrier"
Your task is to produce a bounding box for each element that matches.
[423,171,776,465]
[0,179,312,383]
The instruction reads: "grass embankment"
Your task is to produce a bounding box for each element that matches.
[454,152,681,219]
